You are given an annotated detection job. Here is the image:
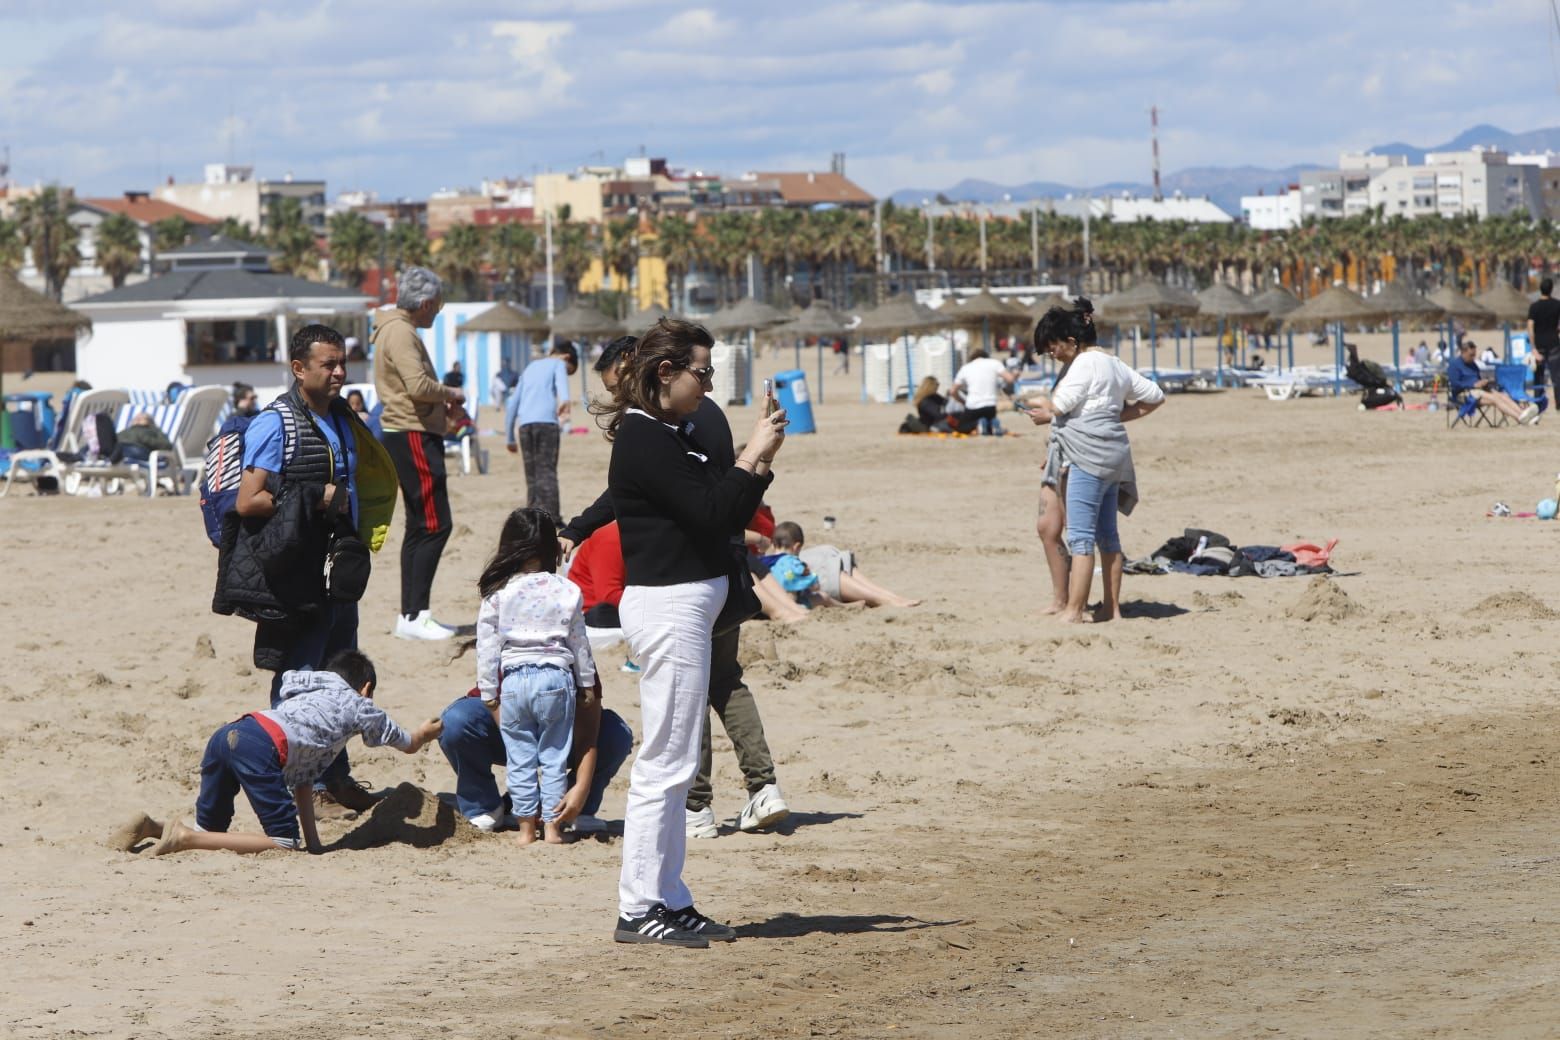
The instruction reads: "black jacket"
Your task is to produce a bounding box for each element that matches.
[606,408,770,587]
[562,397,737,545]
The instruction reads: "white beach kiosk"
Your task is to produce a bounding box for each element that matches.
[72,241,373,392]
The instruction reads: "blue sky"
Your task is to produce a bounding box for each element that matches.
[1,0,1557,199]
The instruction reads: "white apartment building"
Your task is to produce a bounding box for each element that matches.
[1240,189,1303,230]
[1368,148,1542,219]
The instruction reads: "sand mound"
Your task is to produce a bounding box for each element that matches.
[1285,577,1365,623]
[1463,591,1558,621]
[332,783,471,851]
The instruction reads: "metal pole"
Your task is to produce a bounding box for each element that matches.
[1333,321,1343,397]
[544,209,555,350]
[1503,321,1511,361]
[1175,321,1182,367]
[1392,319,1402,393]
[1287,329,1294,372]
[1216,316,1225,387]
[873,200,885,303]
[925,208,935,273]
[978,210,987,278]
[817,341,824,404]
[1030,206,1039,274]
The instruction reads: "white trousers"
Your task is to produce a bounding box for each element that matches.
[617,575,727,918]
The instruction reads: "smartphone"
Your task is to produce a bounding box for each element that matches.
[763,378,776,416]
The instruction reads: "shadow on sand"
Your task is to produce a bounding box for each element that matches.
[735,913,961,940]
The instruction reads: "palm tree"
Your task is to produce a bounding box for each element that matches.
[705,211,753,305]
[755,207,802,302]
[153,215,193,253]
[555,220,596,297]
[15,187,80,300]
[0,219,23,272]
[488,223,538,301]
[95,212,143,288]
[265,197,319,278]
[387,222,430,270]
[214,216,258,243]
[603,217,639,298]
[327,211,380,289]
[652,214,698,310]
[435,222,488,301]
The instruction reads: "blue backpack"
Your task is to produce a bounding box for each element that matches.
[199,409,299,548]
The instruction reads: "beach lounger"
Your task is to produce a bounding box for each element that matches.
[1248,367,1358,401]
[0,388,131,497]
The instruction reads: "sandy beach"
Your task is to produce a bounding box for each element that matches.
[5,348,1560,1039]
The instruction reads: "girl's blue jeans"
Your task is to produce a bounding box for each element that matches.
[498,663,576,822]
[1065,467,1121,556]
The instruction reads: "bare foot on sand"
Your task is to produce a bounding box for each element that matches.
[1057,610,1093,625]
[514,817,539,846]
[1092,606,1122,622]
[151,818,191,857]
[888,596,923,607]
[543,820,570,845]
[1039,601,1068,616]
[108,812,161,852]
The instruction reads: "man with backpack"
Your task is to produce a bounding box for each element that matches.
[224,323,380,813]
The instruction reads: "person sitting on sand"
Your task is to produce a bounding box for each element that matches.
[110,650,442,856]
[912,376,949,430]
[950,349,1017,435]
[1448,340,1536,424]
[769,521,920,607]
[475,507,598,846]
[767,553,852,609]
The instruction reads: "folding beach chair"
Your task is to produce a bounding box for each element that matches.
[1495,364,1542,421]
[1446,390,1502,429]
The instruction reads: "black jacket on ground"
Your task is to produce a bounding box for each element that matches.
[606,408,770,587]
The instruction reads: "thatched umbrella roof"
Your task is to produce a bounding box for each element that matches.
[624,303,679,331]
[457,301,550,334]
[937,288,1028,326]
[547,300,625,338]
[0,270,92,340]
[1251,286,1301,329]
[1196,284,1268,320]
[707,297,790,333]
[1428,286,1492,322]
[1022,294,1070,322]
[1474,282,1533,324]
[1281,286,1387,330]
[774,301,852,338]
[852,293,951,336]
[1368,282,1443,323]
[1097,279,1200,324]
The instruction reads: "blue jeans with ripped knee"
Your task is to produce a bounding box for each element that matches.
[1065,466,1121,556]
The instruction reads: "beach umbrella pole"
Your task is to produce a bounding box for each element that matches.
[1216,316,1225,388]
[1287,329,1294,372]
[1392,320,1402,393]
[817,341,824,405]
[1190,329,1196,373]
[1175,321,1182,367]
[1503,322,1511,362]
[1333,322,1343,397]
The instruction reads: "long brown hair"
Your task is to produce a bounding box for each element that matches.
[590,317,713,440]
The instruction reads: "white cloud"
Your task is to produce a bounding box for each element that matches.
[491,20,576,102]
[915,69,954,96]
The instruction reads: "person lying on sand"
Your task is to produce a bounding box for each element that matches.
[770,521,920,608]
[108,650,442,856]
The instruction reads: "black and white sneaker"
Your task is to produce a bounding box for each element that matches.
[669,904,737,942]
[613,904,709,948]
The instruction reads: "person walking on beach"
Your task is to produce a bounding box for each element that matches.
[374,266,464,642]
[597,319,788,948]
[560,336,792,845]
[1528,278,1560,398]
[504,341,578,521]
[1030,300,1164,624]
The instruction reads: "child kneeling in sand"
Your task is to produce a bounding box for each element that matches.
[475,507,598,846]
[112,650,442,856]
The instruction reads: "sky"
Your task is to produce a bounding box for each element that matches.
[2,0,1559,200]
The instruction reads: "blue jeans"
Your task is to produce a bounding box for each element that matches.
[267,601,358,788]
[1065,466,1121,556]
[438,698,633,820]
[499,665,576,821]
[196,717,299,843]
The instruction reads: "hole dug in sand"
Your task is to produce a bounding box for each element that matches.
[330,782,472,851]
[1284,576,1365,623]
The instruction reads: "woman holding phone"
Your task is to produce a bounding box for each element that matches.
[600,319,788,948]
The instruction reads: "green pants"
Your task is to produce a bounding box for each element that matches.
[687,625,776,812]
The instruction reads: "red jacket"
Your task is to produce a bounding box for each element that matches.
[568,521,625,610]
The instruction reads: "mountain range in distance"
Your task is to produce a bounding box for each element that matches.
[887,124,1560,218]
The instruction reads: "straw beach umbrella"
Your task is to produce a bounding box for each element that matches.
[0,270,92,446]
[1368,283,1443,388]
[1283,286,1387,396]
[1196,285,1267,383]
[1428,286,1492,362]
[707,297,790,400]
[774,301,853,401]
[457,301,550,334]
[937,288,1027,352]
[854,294,951,399]
[623,302,678,333]
[1475,282,1533,357]
[1098,279,1199,375]
[1252,285,1303,372]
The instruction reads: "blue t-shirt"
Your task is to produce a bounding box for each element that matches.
[242,407,359,525]
[1447,357,1481,394]
[506,357,571,441]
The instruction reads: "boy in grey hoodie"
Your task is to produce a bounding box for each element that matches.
[111,650,442,856]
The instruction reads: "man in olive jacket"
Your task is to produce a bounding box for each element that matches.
[373,266,464,641]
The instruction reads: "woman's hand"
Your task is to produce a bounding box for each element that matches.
[747,407,788,463]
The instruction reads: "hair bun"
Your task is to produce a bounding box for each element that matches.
[1072,296,1094,314]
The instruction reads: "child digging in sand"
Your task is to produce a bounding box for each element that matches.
[110,650,443,856]
[475,507,598,846]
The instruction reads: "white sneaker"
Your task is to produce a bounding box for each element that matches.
[468,810,509,833]
[738,783,790,832]
[569,814,608,834]
[1521,403,1541,425]
[395,610,455,641]
[685,806,719,839]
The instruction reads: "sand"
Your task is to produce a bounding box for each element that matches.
[6,352,1560,1038]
